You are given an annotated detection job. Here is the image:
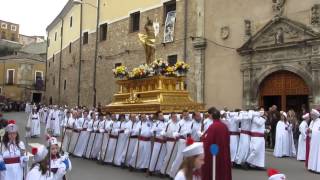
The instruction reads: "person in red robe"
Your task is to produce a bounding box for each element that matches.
[202,107,232,180]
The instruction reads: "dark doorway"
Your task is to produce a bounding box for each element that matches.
[286,95,309,120]
[49,96,52,105]
[263,96,281,110]
[32,93,42,103]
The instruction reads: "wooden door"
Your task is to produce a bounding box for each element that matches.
[259,71,309,111]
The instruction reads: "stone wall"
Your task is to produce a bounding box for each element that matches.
[45,0,202,108]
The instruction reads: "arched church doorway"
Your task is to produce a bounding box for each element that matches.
[259,70,309,114]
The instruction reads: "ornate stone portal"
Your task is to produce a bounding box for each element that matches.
[238,16,320,109]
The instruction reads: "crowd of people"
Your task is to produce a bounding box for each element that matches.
[0,101,319,180]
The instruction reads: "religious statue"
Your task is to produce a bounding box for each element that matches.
[138,17,159,65]
[275,27,284,44]
[272,0,286,16]
[244,20,252,36]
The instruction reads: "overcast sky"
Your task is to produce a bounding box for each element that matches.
[0,0,68,36]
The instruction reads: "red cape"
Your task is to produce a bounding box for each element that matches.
[305,134,310,168]
[202,120,232,180]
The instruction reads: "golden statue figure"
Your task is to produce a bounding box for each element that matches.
[138,17,158,65]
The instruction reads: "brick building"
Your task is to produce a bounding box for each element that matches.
[46,0,320,112]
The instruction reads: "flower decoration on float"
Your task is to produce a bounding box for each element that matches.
[175,60,190,76]
[112,65,128,79]
[150,58,168,75]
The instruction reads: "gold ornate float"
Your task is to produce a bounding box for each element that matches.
[104,75,203,114]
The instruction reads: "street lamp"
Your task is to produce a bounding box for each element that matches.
[73,0,100,108]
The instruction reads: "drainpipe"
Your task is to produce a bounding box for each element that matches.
[58,18,64,105]
[45,32,48,98]
[183,0,188,61]
[93,0,101,108]
[77,3,83,107]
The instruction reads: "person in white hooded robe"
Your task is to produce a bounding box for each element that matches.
[246,108,266,169]
[235,110,253,166]
[273,111,296,157]
[0,120,29,180]
[297,113,310,161]
[26,107,41,137]
[46,106,61,137]
[26,144,68,180]
[307,109,320,173]
[73,110,90,157]
[226,110,241,164]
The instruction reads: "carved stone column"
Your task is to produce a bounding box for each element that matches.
[192,38,207,104]
[311,64,320,107]
[191,0,206,104]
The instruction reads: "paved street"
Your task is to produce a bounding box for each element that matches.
[2,112,319,180]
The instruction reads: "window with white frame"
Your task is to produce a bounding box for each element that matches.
[6,69,15,85]
[35,71,43,82]
[11,25,16,31]
[1,23,7,29]
[0,87,2,94]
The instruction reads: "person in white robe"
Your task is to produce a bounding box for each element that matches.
[246,109,266,169]
[0,120,28,180]
[68,112,82,154]
[235,110,253,166]
[174,142,204,180]
[46,106,61,137]
[27,144,67,180]
[90,114,106,159]
[104,114,120,164]
[274,112,292,157]
[61,111,75,153]
[121,114,139,167]
[191,112,202,142]
[226,110,241,163]
[84,112,96,159]
[99,113,113,161]
[148,111,167,174]
[73,111,90,157]
[297,113,310,161]
[47,137,72,180]
[307,109,320,173]
[129,114,153,170]
[26,107,41,137]
[169,110,194,178]
[113,114,129,166]
[160,113,180,176]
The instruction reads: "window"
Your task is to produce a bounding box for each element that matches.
[11,25,16,31]
[115,63,122,68]
[54,32,57,41]
[83,32,88,44]
[100,23,108,41]
[164,0,176,23]
[167,54,177,66]
[6,69,15,85]
[53,76,55,86]
[1,23,7,29]
[64,80,67,90]
[35,71,43,82]
[70,16,73,27]
[69,43,72,53]
[0,87,2,94]
[48,62,51,68]
[1,32,6,39]
[11,33,15,41]
[130,12,140,32]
